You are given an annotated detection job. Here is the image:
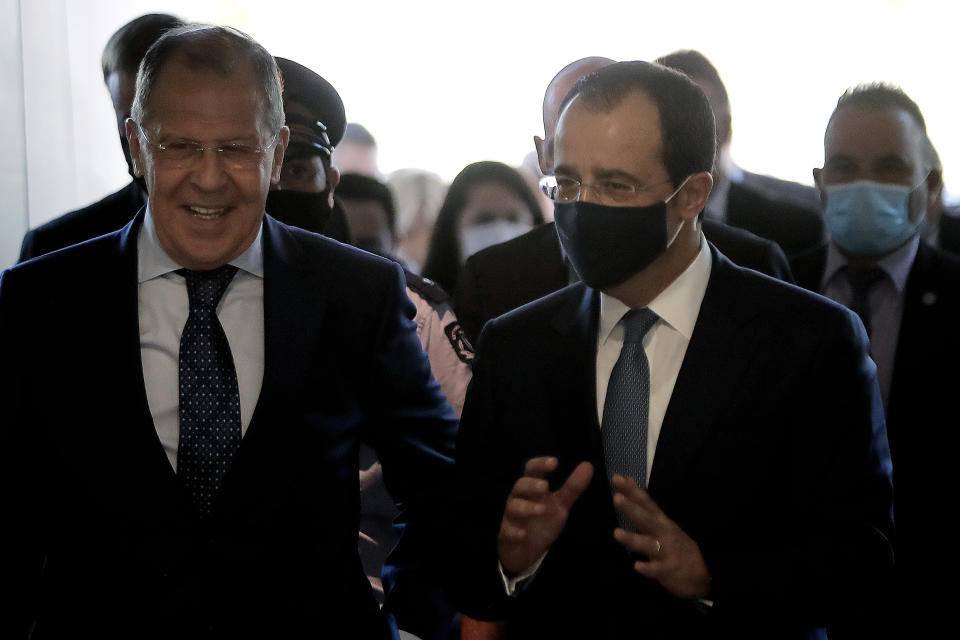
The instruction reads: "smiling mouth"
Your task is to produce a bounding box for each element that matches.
[188,205,227,220]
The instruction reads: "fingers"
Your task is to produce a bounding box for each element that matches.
[612,474,661,512]
[502,476,550,526]
[554,461,594,509]
[612,475,663,532]
[523,456,558,479]
[613,528,662,558]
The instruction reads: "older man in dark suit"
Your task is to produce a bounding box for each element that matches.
[1,25,455,639]
[455,61,893,639]
[791,83,960,637]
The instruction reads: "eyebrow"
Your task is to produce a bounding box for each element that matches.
[152,129,263,146]
[553,165,648,184]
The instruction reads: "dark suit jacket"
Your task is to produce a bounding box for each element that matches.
[726,180,825,259]
[1,212,458,639]
[455,246,893,639]
[938,209,960,255]
[739,170,821,213]
[18,180,146,262]
[790,240,960,635]
[455,219,794,345]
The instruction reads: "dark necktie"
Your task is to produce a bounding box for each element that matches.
[845,266,885,337]
[177,265,242,518]
[602,308,659,530]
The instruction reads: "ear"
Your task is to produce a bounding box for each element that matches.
[270,126,290,186]
[812,167,827,209]
[926,168,944,211]
[124,118,145,177]
[326,165,340,208]
[534,135,551,174]
[676,172,713,223]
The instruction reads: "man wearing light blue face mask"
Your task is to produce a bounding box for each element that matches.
[791,83,960,638]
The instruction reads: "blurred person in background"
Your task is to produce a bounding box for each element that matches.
[18,12,186,262]
[791,83,960,638]
[656,49,824,258]
[422,161,543,298]
[332,121,380,177]
[267,56,352,243]
[387,168,448,272]
[337,172,400,259]
[921,142,960,254]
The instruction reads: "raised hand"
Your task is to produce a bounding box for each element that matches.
[497,457,594,576]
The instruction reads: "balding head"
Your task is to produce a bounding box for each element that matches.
[535,56,614,173]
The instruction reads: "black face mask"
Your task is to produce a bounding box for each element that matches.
[554,200,672,290]
[266,189,334,235]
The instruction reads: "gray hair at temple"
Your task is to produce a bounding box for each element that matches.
[130,24,285,135]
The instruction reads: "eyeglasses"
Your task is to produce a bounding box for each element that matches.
[539,174,674,205]
[135,123,280,171]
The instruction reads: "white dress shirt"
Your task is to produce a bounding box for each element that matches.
[820,235,917,408]
[137,207,265,471]
[596,236,712,484]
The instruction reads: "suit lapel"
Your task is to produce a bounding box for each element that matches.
[550,283,602,438]
[83,210,189,522]
[648,247,764,510]
[239,215,329,450]
[887,242,939,427]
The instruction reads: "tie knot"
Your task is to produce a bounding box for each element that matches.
[621,308,659,344]
[845,266,885,295]
[178,264,239,311]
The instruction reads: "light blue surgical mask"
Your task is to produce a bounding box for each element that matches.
[823,179,925,256]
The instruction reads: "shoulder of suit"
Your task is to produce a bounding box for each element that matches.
[271,218,404,286]
[5,226,124,294]
[730,180,822,220]
[26,182,142,243]
[485,280,587,333]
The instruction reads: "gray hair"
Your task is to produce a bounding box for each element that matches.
[130,24,284,136]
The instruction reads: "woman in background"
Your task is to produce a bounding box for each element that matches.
[423,161,543,298]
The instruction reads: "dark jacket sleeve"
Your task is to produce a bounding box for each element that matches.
[365,262,460,639]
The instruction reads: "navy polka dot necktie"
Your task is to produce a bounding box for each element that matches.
[601,307,659,530]
[177,264,242,518]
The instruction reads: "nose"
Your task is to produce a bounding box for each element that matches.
[190,148,228,191]
[578,182,604,205]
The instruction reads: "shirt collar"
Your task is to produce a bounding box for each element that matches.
[137,204,265,283]
[822,234,919,294]
[599,233,712,345]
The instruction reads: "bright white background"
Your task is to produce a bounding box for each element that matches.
[7,0,960,268]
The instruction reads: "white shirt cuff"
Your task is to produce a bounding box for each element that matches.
[498,553,547,596]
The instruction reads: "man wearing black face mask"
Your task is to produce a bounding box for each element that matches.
[268,57,353,243]
[454,61,893,638]
[18,13,185,263]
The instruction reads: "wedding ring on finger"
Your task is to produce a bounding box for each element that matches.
[654,539,663,555]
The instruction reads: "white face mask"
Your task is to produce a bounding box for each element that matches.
[460,220,533,258]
